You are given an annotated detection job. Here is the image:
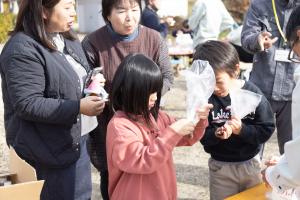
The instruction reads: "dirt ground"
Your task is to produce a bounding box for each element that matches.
[0,43,279,199]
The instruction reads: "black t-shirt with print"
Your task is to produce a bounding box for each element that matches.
[208,94,231,128]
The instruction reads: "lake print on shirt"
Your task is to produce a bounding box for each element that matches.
[211,106,231,127]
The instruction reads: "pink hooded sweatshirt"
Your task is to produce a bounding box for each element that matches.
[106,110,208,200]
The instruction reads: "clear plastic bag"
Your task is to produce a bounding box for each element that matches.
[230,88,262,119]
[182,60,216,123]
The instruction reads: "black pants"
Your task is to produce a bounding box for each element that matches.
[35,135,92,200]
[269,100,292,154]
[231,43,254,63]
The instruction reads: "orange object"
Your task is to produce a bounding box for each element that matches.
[225,183,271,200]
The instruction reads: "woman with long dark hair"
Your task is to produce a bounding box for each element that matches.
[0,0,105,199]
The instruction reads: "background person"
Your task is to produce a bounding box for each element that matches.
[241,0,300,155]
[81,0,174,199]
[188,0,235,48]
[141,0,174,38]
[264,5,300,197]
[0,0,105,199]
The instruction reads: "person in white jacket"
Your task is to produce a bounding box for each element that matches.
[265,5,300,198]
[188,0,235,48]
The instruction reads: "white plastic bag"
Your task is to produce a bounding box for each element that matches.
[183,60,216,123]
[266,189,299,200]
[292,66,300,139]
[230,88,262,119]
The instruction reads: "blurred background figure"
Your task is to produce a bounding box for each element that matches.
[222,0,250,25]
[226,25,253,63]
[9,0,18,14]
[171,18,192,38]
[141,0,174,38]
[188,0,235,48]
[0,0,3,13]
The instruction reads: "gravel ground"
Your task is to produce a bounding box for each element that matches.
[0,44,279,200]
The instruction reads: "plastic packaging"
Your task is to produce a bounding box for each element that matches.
[84,67,109,101]
[183,60,216,123]
[230,88,262,119]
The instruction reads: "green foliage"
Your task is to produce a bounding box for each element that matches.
[0,4,16,43]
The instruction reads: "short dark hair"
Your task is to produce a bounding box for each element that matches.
[286,5,300,42]
[102,0,142,23]
[193,40,240,78]
[110,53,163,127]
[11,0,77,51]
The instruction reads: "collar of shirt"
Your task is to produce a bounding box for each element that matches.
[107,23,139,42]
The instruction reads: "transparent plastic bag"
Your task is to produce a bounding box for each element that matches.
[230,88,262,119]
[182,60,216,123]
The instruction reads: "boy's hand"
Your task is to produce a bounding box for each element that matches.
[228,116,242,135]
[215,123,232,139]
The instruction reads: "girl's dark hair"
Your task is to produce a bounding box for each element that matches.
[193,40,240,78]
[102,0,142,23]
[286,5,300,42]
[110,53,163,127]
[10,0,77,50]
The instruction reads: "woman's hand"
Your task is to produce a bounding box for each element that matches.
[170,119,195,136]
[228,115,242,135]
[215,123,232,139]
[80,96,105,116]
[196,103,213,120]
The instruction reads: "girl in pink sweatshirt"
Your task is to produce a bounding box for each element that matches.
[106,53,211,200]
